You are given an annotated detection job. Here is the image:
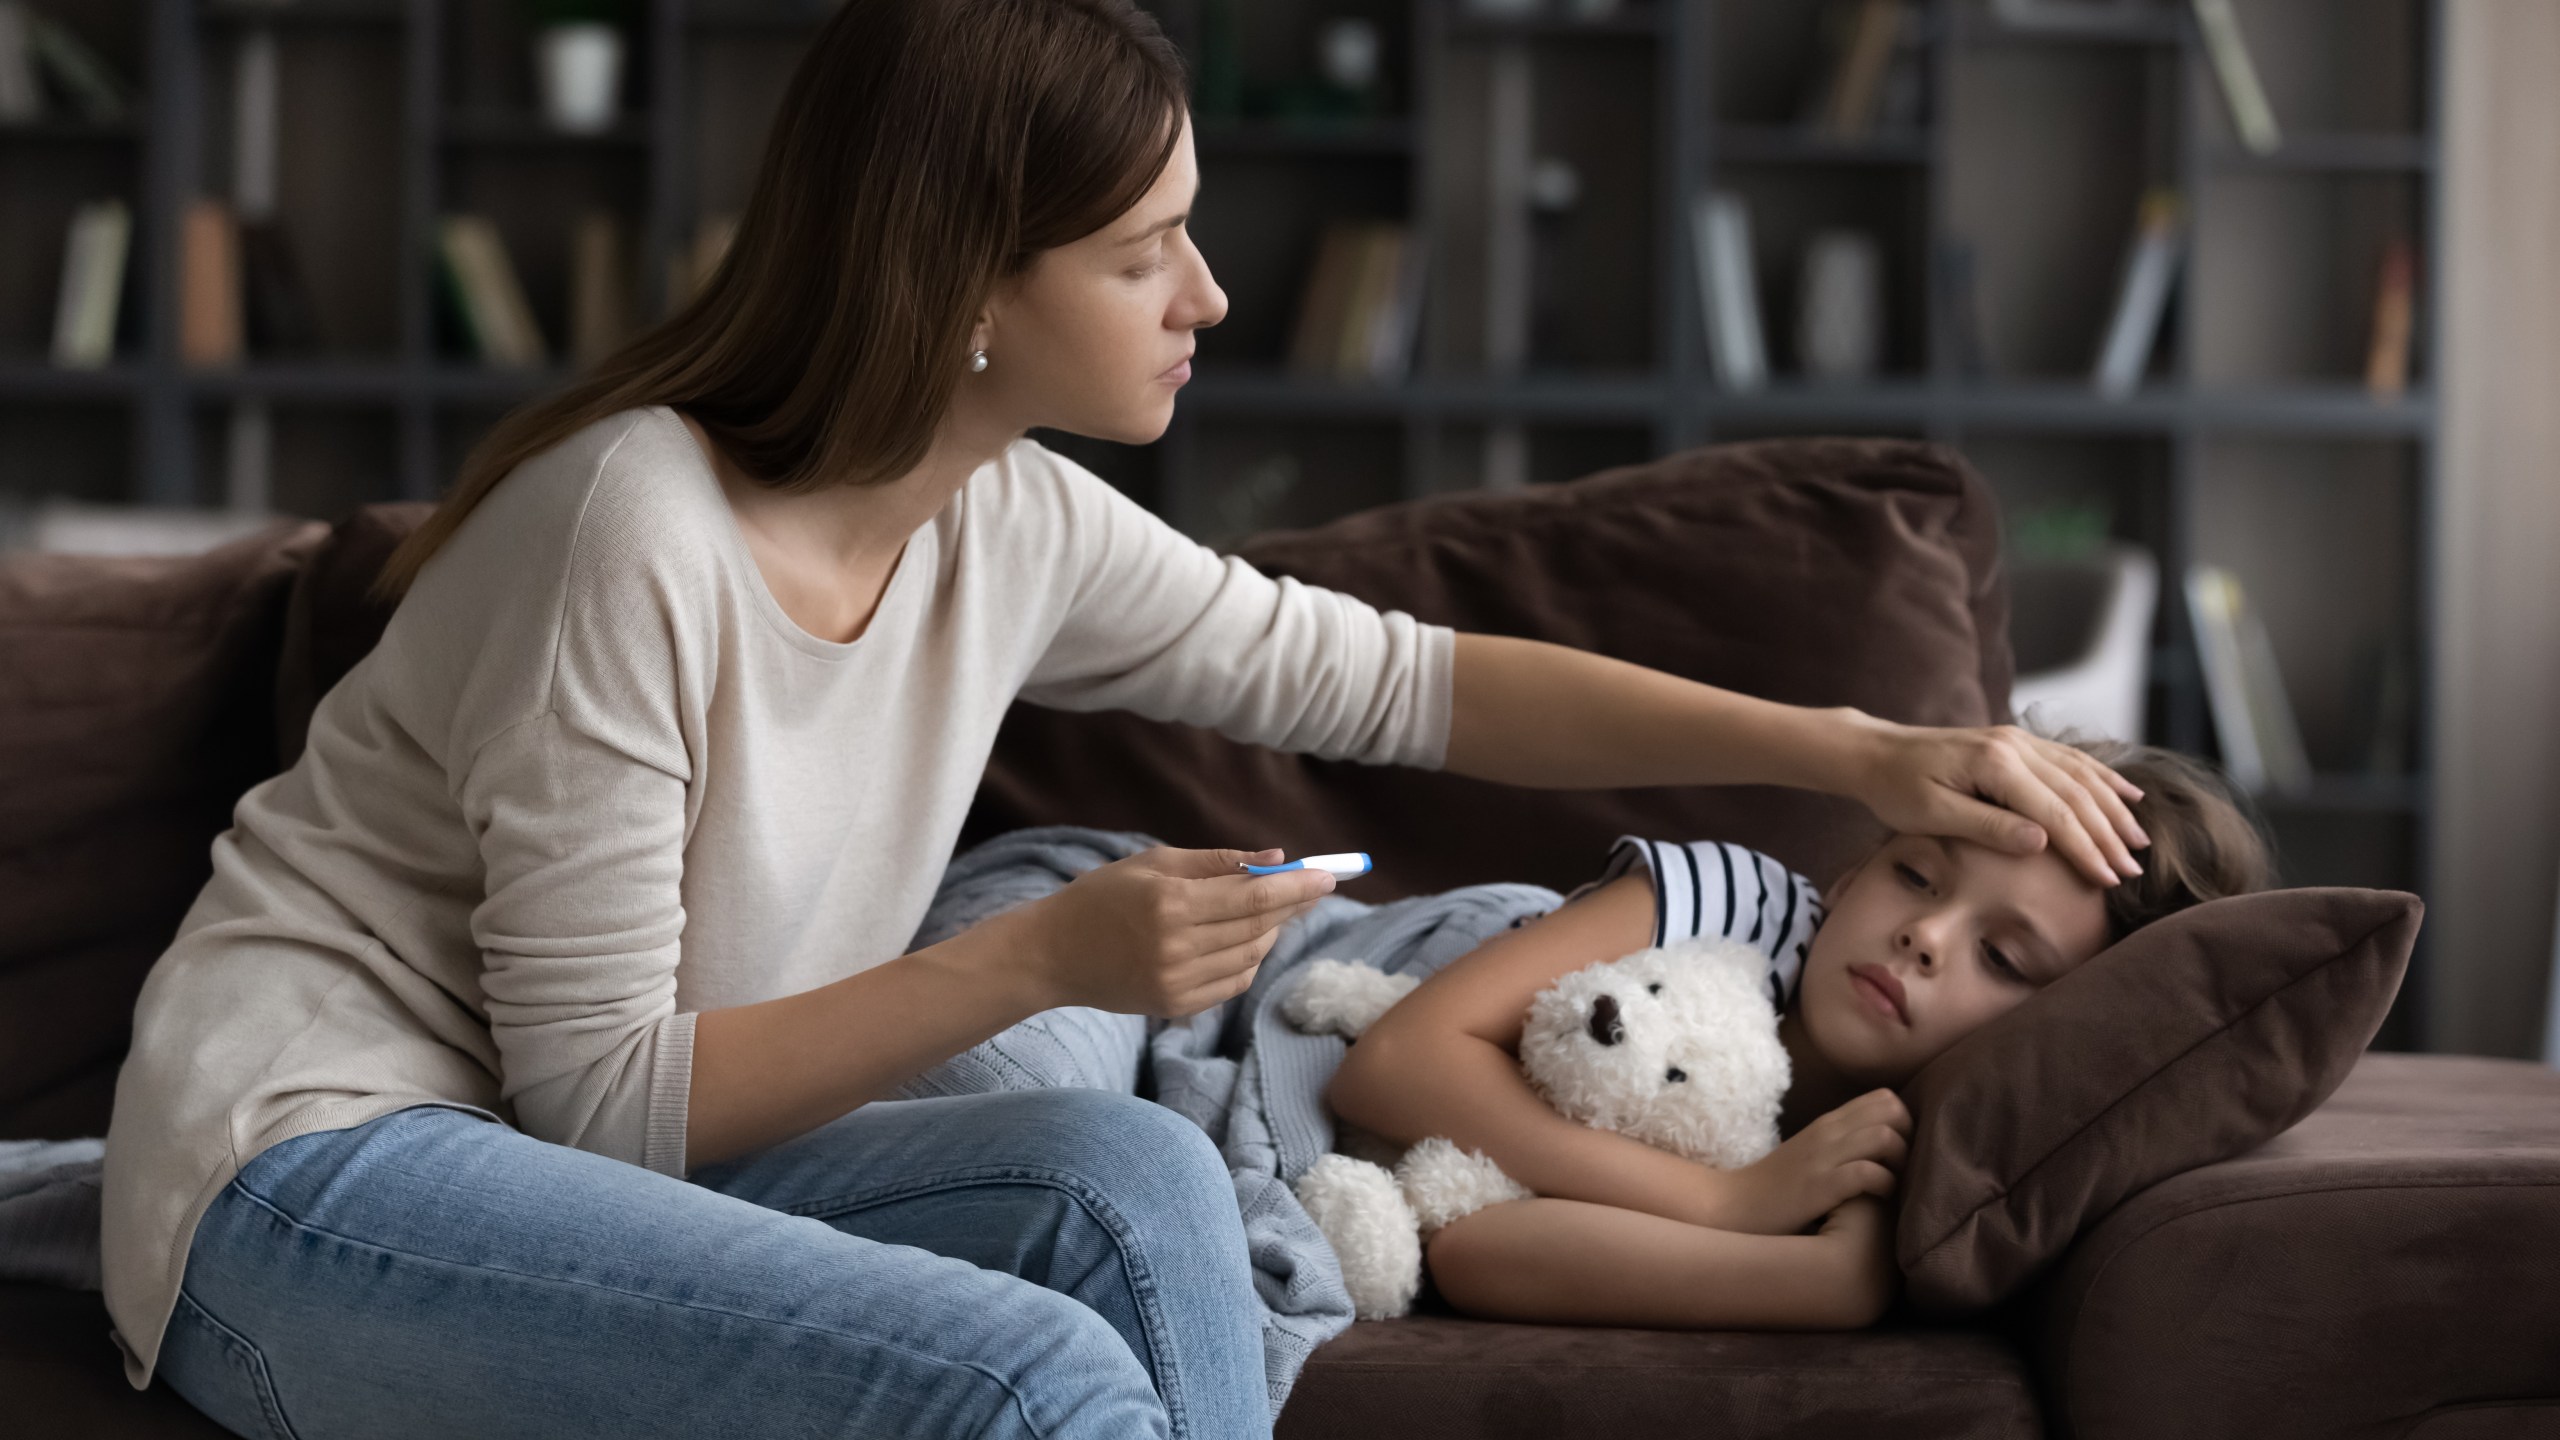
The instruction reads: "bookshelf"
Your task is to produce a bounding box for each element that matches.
[0,0,2441,1046]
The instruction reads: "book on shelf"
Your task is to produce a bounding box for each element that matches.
[50,198,130,369]
[1801,0,1906,140]
[22,7,130,123]
[2185,564,2312,795]
[1691,190,1767,392]
[180,199,245,367]
[240,221,319,355]
[1795,229,1883,382]
[1936,237,1990,379]
[2091,187,2182,398]
[2190,0,2280,156]
[1873,3,1929,134]
[2364,238,2417,397]
[1286,220,1423,383]
[0,3,38,123]
[570,210,635,370]
[438,215,549,368]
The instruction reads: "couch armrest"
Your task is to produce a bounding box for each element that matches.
[2019,1052,2560,1440]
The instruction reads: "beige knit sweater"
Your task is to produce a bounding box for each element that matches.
[99,405,1455,1389]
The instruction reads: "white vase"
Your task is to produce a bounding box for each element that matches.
[536,22,622,135]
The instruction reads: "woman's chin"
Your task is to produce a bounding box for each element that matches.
[1076,401,1177,447]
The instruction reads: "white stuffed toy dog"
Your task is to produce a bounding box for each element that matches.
[1281,936,1792,1319]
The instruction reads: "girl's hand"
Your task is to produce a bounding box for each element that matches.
[1839,712,2151,889]
[1718,1087,1910,1236]
[1009,846,1333,1017]
[1815,1193,1901,1328]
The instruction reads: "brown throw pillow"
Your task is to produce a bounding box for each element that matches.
[1894,886,2422,1315]
[0,519,327,1138]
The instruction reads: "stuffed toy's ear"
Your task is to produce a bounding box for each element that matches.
[1281,958,1421,1038]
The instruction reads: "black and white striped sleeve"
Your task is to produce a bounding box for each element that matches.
[1574,835,1826,1012]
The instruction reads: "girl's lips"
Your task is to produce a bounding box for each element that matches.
[1848,965,1908,1025]
[1159,359,1191,383]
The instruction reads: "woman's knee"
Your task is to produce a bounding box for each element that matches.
[911,1282,1172,1439]
[994,1090,1236,1215]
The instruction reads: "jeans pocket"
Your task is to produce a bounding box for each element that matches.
[162,1288,302,1440]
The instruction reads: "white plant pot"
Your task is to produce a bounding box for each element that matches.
[537,23,622,135]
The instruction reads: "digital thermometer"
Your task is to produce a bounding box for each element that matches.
[1240,852,1373,879]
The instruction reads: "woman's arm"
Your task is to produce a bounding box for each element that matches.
[688,904,1057,1170]
[1327,870,1761,1232]
[692,847,1330,1170]
[1440,631,2151,890]
[1423,1193,1898,1330]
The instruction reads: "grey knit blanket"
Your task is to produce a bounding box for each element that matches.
[0,1138,104,1291]
[0,825,1559,1417]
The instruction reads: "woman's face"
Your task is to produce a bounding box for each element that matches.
[1798,833,2111,1087]
[972,109,1226,446]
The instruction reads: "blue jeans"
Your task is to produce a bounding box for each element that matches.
[154,1090,1273,1440]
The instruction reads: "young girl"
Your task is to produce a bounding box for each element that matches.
[1324,739,2270,1332]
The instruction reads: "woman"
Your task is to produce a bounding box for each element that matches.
[100,2,2149,1437]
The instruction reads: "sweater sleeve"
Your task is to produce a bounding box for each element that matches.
[1015,452,1456,769]
[449,454,704,1180]
[458,707,696,1178]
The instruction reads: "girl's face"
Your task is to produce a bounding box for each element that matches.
[1798,833,2111,1087]
[970,108,1226,446]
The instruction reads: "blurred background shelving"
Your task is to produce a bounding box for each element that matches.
[0,0,2441,1046]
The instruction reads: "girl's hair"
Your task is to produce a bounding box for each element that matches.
[367,0,1188,607]
[2052,734,2275,941]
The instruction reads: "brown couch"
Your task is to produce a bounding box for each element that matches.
[6,439,2556,1439]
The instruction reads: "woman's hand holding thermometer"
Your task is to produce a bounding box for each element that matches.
[997,847,1337,1018]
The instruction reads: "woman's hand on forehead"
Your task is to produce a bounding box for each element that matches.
[1850,721,2150,890]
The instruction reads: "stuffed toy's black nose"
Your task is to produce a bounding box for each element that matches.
[1587,993,1624,1046]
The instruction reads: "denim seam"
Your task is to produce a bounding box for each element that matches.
[173,1287,302,1440]
[775,1162,1190,1439]
[214,1178,1069,1439]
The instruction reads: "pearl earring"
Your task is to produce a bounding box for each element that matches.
[969,349,989,373]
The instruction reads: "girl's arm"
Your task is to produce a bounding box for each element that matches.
[1423,1193,1898,1330]
[1326,869,1761,1233]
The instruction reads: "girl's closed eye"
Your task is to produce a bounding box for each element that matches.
[1127,254,1169,279]
[1900,859,2025,981]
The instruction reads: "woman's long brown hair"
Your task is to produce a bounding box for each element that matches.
[368,0,1187,606]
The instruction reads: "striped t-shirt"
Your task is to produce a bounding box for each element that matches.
[1547,835,1827,1013]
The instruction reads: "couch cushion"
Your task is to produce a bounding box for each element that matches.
[968,436,2015,898]
[0,520,328,1140]
[1896,887,2422,1314]
[2019,1051,2560,1440]
[272,501,432,770]
[0,1276,2038,1440]
[1277,1311,2042,1439]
